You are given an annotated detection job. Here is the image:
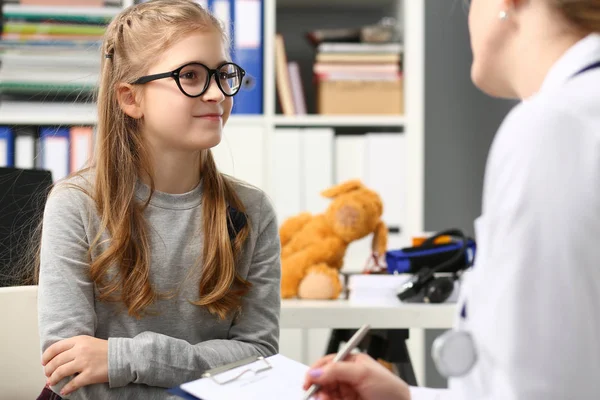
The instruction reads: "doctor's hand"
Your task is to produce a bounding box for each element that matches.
[42,335,109,397]
[303,352,411,400]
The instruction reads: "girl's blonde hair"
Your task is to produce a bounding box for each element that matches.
[78,0,249,319]
[551,0,600,32]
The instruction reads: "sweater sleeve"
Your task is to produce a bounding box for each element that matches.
[107,194,282,388]
[37,184,98,397]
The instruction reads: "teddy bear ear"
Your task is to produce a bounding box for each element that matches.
[321,179,365,199]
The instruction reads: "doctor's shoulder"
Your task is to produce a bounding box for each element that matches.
[492,92,599,160]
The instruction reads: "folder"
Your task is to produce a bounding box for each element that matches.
[40,127,70,182]
[302,128,334,213]
[211,125,265,189]
[70,126,94,173]
[335,135,366,183]
[168,354,309,400]
[231,0,264,114]
[14,126,37,169]
[209,0,232,41]
[272,128,302,225]
[0,127,14,167]
[364,133,406,239]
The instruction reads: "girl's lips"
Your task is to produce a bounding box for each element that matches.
[195,114,222,121]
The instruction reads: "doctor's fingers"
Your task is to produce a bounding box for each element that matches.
[308,361,369,388]
[305,354,356,389]
[308,352,366,373]
[313,383,360,400]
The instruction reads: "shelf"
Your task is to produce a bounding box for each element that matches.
[273,115,405,127]
[226,115,266,126]
[0,102,267,126]
[276,0,397,9]
[2,4,121,20]
[0,102,97,125]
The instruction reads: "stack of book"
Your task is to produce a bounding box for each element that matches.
[0,2,119,101]
[314,41,404,115]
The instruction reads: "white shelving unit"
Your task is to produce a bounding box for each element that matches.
[0,0,429,386]
[2,4,122,18]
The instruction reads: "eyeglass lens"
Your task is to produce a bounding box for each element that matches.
[179,63,242,96]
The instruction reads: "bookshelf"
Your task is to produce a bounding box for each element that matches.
[272,115,406,127]
[2,4,122,18]
[0,0,429,386]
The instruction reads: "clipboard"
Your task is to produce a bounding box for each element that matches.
[167,354,309,400]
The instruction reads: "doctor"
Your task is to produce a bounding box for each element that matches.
[303,0,600,399]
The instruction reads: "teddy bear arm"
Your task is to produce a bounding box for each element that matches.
[279,212,313,247]
[373,219,388,258]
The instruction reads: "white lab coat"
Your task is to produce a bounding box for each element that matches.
[411,33,600,400]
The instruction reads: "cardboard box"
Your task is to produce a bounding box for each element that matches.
[317,79,404,115]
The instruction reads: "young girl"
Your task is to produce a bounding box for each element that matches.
[36,1,281,399]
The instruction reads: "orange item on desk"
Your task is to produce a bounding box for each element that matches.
[412,235,453,247]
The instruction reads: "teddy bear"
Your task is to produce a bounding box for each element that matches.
[280,179,388,299]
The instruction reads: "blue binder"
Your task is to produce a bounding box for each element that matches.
[210,0,264,115]
[39,127,70,181]
[0,127,14,167]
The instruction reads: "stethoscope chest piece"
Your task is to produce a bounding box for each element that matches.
[432,329,478,378]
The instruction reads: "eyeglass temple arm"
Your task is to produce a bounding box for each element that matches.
[132,71,174,85]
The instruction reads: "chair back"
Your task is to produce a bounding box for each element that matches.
[0,285,46,398]
[0,167,53,287]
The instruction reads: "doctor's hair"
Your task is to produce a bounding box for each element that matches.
[551,0,600,32]
[68,0,251,320]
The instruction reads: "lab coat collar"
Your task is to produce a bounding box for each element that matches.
[539,33,600,93]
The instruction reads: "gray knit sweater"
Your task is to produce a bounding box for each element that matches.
[37,176,281,399]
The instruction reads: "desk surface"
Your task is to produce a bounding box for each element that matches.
[280,299,456,329]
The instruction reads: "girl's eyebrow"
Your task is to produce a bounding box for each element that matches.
[171,60,230,69]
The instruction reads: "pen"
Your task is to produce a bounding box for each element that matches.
[303,324,371,400]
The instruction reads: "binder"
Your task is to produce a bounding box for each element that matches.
[209,0,232,41]
[0,127,14,167]
[209,0,263,114]
[167,354,308,400]
[40,126,70,182]
[272,128,302,225]
[231,0,263,114]
[364,133,406,239]
[335,135,366,183]
[302,128,334,213]
[211,125,265,189]
[70,126,93,173]
[14,126,36,169]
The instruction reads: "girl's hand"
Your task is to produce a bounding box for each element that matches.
[303,352,411,400]
[42,335,109,396]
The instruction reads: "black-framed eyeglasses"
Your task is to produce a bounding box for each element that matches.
[131,61,246,97]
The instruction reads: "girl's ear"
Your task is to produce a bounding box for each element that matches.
[116,83,143,119]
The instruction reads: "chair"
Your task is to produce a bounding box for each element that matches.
[0,285,46,399]
[0,167,53,287]
[325,328,418,386]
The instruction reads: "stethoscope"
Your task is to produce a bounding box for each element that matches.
[431,59,600,379]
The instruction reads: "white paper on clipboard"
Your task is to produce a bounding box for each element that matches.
[180,354,309,400]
